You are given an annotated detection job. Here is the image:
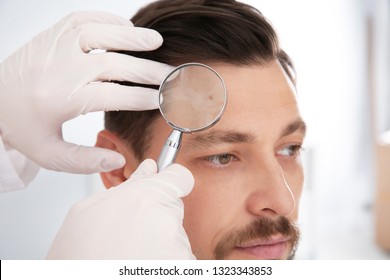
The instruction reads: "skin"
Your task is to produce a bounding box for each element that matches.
[96,60,306,260]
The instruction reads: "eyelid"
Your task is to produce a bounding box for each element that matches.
[203,153,238,168]
[276,144,304,157]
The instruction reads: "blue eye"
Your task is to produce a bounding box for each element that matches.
[206,153,236,166]
[277,145,303,157]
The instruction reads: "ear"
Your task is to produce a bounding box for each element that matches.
[95,130,139,189]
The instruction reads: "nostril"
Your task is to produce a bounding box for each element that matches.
[245,163,298,217]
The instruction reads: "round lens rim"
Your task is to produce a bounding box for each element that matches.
[158,62,227,133]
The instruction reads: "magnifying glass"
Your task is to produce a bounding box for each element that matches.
[157,63,227,171]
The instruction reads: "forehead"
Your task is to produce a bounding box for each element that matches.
[148,61,301,153]
[195,61,300,134]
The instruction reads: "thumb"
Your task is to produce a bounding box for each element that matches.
[129,159,158,181]
[37,141,126,173]
[145,163,195,198]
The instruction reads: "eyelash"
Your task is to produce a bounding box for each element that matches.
[205,153,238,167]
[276,144,303,157]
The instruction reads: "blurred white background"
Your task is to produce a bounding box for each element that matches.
[0,0,389,259]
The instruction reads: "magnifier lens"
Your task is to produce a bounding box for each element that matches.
[157,63,227,170]
[159,64,226,132]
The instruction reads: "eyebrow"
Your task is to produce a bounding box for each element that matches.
[185,130,256,149]
[280,118,307,138]
[183,118,306,150]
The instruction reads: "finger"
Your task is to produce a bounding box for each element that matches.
[75,82,160,113]
[129,159,158,181]
[78,24,163,52]
[58,11,132,32]
[146,163,195,197]
[37,141,126,174]
[91,52,174,84]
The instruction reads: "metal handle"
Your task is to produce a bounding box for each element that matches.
[157,130,183,171]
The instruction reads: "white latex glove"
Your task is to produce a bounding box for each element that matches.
[0,11,172,174]
[46,159,196,260]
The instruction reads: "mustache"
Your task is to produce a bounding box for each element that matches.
[214,216,300,260]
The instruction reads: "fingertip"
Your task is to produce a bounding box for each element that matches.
[130,159,158,180]
[101,152,126,171]
[80,83,160,112]
[133,27,164,50]
[147,29,164,48]
[138,158,158,171]
[165,163,194,183]
[117,87,159,110]
[148,88,160,108]
[163,163,195,196]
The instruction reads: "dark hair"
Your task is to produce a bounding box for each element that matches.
[105,0,295,160]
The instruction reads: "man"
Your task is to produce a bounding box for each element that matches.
[49,0,306,260]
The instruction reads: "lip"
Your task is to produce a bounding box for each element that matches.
[234,236,290,259]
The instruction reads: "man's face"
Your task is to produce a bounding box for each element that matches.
[144,61,305,259]
[105,61,305,259]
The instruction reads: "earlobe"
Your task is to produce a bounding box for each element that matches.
[100,165,126,188]
[95,130,139,189]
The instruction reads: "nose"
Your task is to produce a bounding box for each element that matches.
[245,159,296,218]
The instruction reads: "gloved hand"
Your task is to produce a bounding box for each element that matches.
[0,11,172,174]
[46,159,196,260]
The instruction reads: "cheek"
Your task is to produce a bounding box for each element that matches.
[181,168,244,259]
[280,159,304,217]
